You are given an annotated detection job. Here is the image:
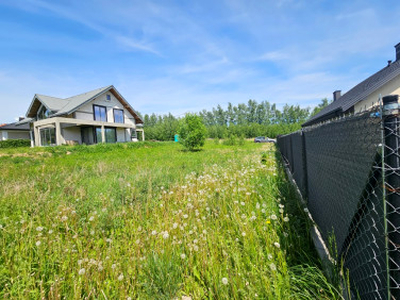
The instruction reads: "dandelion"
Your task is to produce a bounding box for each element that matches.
[270,214,277,220]
[270,263,277,271]
[36,226,43,232]
[98,265,104,271]
[268,254,273,260]
[183,214,188,219]
[106,238,112,243]
[266,220,271,224]
[89,216,94,222]
[180,253,186,259]
[274,242,280,248]
[78,268,85,275]
[118,274,124,281]
[222,277,228,285]
[193,245,199,251]
[151,230,157,235]
[279,208,284,214]
[61,216,68,222]
[242,232,246,237]
[163,232,169,239]
[111,264,116,270]
[283,217,289,222]
[35,241,41,246]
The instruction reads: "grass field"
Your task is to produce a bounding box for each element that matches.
[0,141,341,299]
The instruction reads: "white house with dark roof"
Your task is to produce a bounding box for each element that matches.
[21,85,144,146]
[304,43,400,127]
[0,122,30,141]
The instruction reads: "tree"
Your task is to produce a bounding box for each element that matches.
[178,114,207,151]
[310,98,331,117]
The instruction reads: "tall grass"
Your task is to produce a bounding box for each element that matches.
[0,141,341,298]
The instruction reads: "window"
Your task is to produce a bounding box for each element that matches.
[93,105,107,122]
[37,106,51,120]
[95,127,116,143]
[106,94,111,101]
[40,128,56,146]
[113,109,124,123]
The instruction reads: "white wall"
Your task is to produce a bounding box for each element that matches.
[75,92,136,126]
[354,76,400,112]
[8,131,30,140]
[62,127,82,144]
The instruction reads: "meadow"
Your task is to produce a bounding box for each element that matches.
[0,141,341,299]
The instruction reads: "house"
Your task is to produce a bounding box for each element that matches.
[20,85,144,146]
[303,43,400,127]
[0,121,31,141]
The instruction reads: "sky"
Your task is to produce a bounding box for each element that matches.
[1,0,400,123]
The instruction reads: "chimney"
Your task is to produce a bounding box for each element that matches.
[333,90,341,101]
[395,43,400,61]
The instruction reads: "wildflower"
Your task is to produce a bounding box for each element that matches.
[242,232,246,237]
[106,238,112,243]
[111,264,116,270]
[250,216,257,221]
[163,232,169,239]
[61,216,68,222]
[283,217,289,222]
[222,277,228,285]
[89,216,94,222]
[151,230,157,235]
[270,263,277,271]
[180,253,186,259]
[36,241,41,246]
[78,268,85,275]
[118,274,124,281]
[98,265,104,271]
[268,254,273,260]
[36,226,43,232]
[266,220,271,224]
[183,214,188,219]
[274,242,280,248]
[193,245,199,251]
[270,214,277,220]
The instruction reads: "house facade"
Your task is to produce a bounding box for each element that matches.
[303,43,400,127]
[22,85,144,146]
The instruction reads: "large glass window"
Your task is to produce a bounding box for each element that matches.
[114,109,124,123]
[37,106,51,120]
[93,105,107,122]
[40,128,56,146]
[95,127,116,143]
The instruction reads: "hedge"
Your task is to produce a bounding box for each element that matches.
[0,139,31,148]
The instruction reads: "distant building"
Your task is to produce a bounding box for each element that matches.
[303,43,400,127]
[0,121,30,141]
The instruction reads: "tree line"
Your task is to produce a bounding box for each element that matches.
[142,98,330,141]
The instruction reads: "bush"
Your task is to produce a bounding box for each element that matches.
[177,114,207,151]
[0,139,31,148]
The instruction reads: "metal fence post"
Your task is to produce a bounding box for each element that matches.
[383,94,400,299]
[301,129,309,200]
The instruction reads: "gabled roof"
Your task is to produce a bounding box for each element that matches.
[303,60,400,127]
[26,85,143,124]
[0,122,30,131]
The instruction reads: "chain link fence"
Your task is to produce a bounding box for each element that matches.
[277,96,400,299]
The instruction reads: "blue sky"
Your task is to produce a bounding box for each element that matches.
[1,0,400,122]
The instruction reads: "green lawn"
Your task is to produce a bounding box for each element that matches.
[0,141,340,299]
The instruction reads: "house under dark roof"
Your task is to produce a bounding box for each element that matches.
[0,122,30,131]
[303,43,400,127]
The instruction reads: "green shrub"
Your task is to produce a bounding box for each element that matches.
[0,139,31,148]
[178,114,207,151]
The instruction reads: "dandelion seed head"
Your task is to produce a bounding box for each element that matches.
[222,277,228,285]
[36,226,43,232]
[180,253,186,259]
[270,263,277,271]
[118,274,124,281]
[274,242,281,248]
[35,241,41,246]
[270,214,277,220]
[78,268,85,275]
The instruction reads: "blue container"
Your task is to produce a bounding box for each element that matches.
[174,134,179,142]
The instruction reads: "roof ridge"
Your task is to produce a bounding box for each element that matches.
[64,85,112,100]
